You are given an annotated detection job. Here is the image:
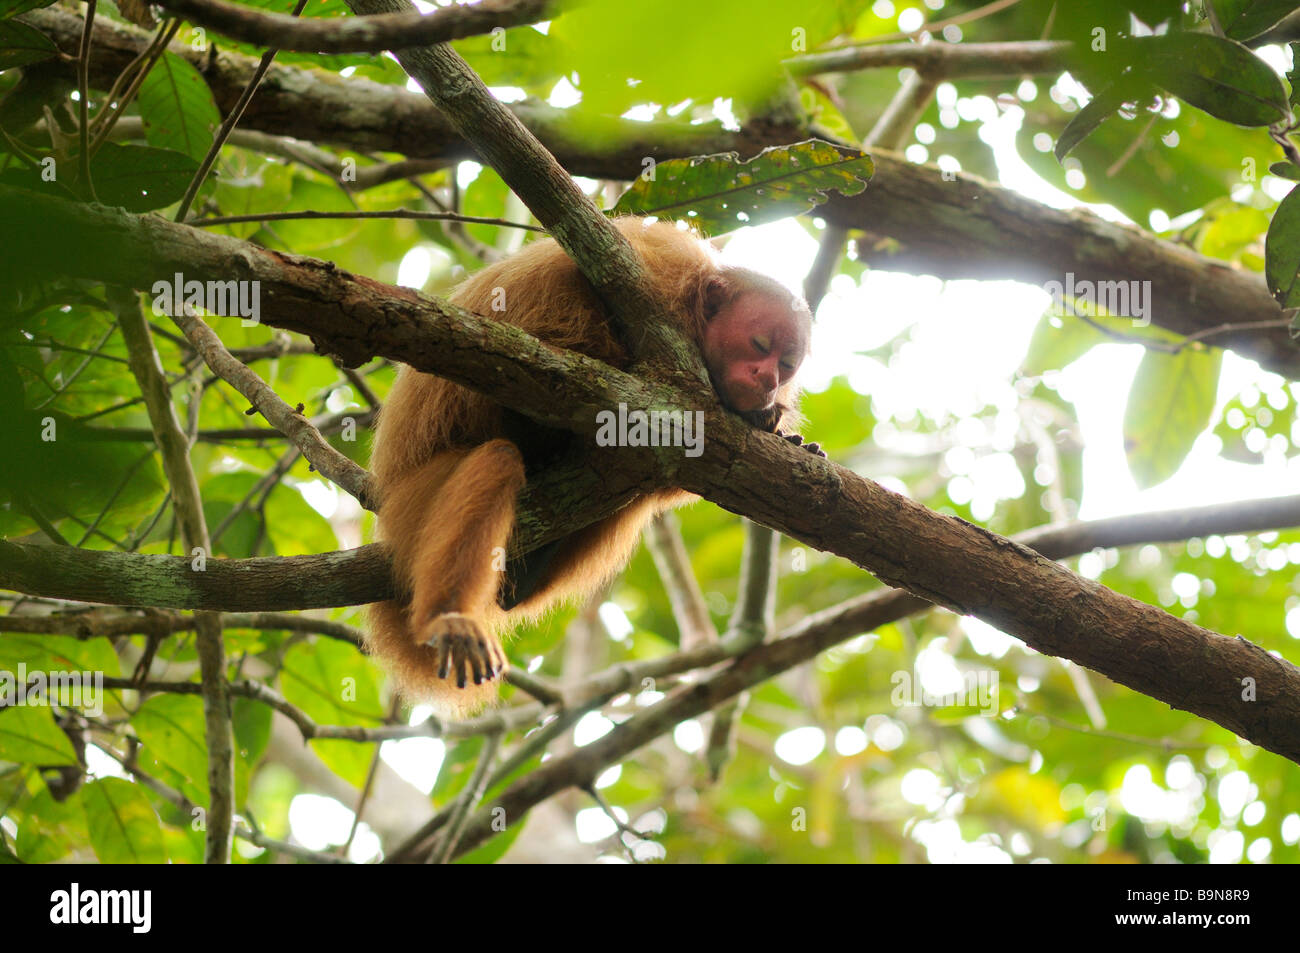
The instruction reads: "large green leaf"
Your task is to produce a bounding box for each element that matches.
[82,778,166,864]
[548,0,851,120]
[1054,82,1134,162]
[87,143,201,213]
[1214,0,1300,41]
[613,140,872,235]
[0,0,56,19]
[133,693,210,802]
[1122,346,1223,489]
[136,51,221,163]
[14,786,85,863]
[0,19,55,68]
[1021,100,1279,223]
[1265,181,1300,306]
[1132,32,1290,127]
[1022,305,1182,377]
[279,639,384,787]
[0,704,77,764]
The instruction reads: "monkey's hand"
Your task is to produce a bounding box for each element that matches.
[777,431,826,457]
[421,613,508,689]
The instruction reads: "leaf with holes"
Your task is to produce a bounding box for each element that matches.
[612,139,872,235]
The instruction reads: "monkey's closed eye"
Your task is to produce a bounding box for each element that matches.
[751,338,770,355]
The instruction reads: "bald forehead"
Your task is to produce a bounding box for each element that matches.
[736,291,810,357]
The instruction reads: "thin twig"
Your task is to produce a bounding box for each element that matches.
[428,732,502,864]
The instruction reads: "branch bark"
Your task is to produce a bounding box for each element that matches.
[788,40,1073,79]
[110,287,235,864]
[157,0,562,54]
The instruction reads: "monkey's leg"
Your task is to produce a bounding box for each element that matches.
[404,440,525,689]
[497,538,565,610]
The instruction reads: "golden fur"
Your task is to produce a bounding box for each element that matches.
[365,217,801,716]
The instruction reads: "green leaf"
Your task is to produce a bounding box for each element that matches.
[14,785,85,863]
[1123,347,1223,489]
[613,139,873,235]
[0,19,55,68]
[1133,32,1290,127]
[801,83,858,143]
[453,25,561,90]
[279,639,384,787]
[0,705,77,764]
[0,0,56,19]
[1215,0,1300,41]
[549,0,844,121]
[87,143,200,213]
[82,779,166,864]
[136,51,221,163]
[1196,204,1270,262]
[232,695,273,768]
[1022,298,1184,377]
[1265,181,1300,306]
[1055,82,1132,161]
[1269,161,1300,181]
[454,817,524,864]
[1289,41,1300,111]
[1022,90,1280,223]
[1022,312,1106,376]
[133,693,210,800]
[0,634,121,682]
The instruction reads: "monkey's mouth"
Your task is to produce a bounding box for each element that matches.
[726,386,776,413]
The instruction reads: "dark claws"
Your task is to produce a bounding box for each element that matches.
[423,613,508,689]
[779,431,827,458]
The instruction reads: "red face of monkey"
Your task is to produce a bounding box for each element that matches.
[702,291,809,412]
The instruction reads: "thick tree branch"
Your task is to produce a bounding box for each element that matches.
[832,152,1299,378]
[159,0,563,55]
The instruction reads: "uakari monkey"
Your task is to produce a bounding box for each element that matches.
[365,217,817,715]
